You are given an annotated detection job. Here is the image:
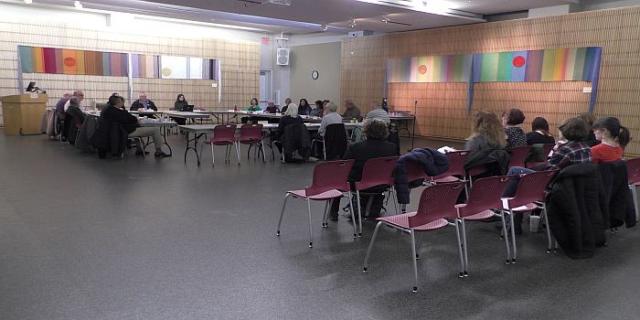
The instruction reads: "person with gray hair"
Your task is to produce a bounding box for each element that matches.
[63,90,85,112]
[342,99,361,120]
[318,102,342,137]
[366,101,390,124]
[276,103,304,140]
[64,96,86,144]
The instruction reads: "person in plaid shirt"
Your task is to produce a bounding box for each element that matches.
[548,117,592,169]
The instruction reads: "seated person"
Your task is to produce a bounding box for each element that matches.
[466,111,507,155]
[328,120,399,221]
[64,90,85,112]
[526,117,555,145]
[298,98,312,115]
[246,98,261,112]
[64,96,85,144]
[264,102,279,113]
[274,103,304,152]
[365,102,390,124]
[342,99,361,120]
[309,100,324,117]
[172,94,188,125]
[130,93,157,112]
[280,98,292,114]
[591,117,630,163]
[318,102,342,137]
[502,108,527,150]
[103,95,170,158]
[579,112,599,146]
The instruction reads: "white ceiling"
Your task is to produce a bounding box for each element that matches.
[7,0,610,34]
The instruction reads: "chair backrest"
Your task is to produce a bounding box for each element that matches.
[406,159,428,182]
[509,145,532,168]
[409,182,465,227]
[458,176,511,218]
[239,124,263,142]
[356,156,399,190]
[324,123,348,160]
[212,124,237,143]
[626,157,640,185]
[432,150,469,179]
[305,160,354,195]
[508,170,557,208]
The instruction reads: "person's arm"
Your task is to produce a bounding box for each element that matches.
[318,117,327,136]
[130,100,139,111]
[174,101,180,111]
[150,100,157,111]
[548,145,569,168]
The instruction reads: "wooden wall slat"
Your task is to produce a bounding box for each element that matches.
[341,6,640,155]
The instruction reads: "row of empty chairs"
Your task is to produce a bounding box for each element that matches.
[203,124,267,166]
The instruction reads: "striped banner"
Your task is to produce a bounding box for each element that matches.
[386,54,472,83]
[471,47,601,82]
[131,54,160,78]
[19,45,128,77]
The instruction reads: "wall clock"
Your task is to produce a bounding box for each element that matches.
[311,70,319,80]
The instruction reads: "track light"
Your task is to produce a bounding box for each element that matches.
[74,1,83,9]
[24,0,32,4]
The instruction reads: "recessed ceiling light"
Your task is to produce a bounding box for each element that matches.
[74,1,83,9]
[24,0,33,4]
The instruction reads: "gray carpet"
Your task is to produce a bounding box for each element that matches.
[0,131,638,320]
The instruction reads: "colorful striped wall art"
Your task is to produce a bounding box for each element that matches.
[19,46,128,76]
[131,54,160,78]
[386,54,472,83]
[471,47,601,82]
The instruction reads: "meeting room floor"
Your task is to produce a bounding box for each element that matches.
[1,131,639,320]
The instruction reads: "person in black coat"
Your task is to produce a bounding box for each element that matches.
[329,120,399,221]
[101,95,169,158]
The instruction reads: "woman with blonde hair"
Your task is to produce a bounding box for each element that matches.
[465,111,507,153]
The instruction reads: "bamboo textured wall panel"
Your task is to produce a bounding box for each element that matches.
[0,21,259,122]
[341,6,640,155]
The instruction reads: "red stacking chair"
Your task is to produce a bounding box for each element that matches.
[276,160,356,248]
[626,157,640,222]
[354,156,398,237]
[363,182,466,293]
[508,145,532,168]
[205,124,239,166]
[238,124,265,162]
[431,150,469,183]
[525,143,555,169]
[455,176,511,275]
[501,170,558,262]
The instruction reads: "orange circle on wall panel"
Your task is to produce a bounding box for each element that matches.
[512,56,526,68]
[418,65,427,74]
[64,57,76,67]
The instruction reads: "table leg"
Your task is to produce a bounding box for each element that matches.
[161,125,173,156]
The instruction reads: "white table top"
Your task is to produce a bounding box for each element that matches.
[164,111,212,118]
[178,122,362,133]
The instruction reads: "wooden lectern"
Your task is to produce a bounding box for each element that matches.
[1,94,48,135]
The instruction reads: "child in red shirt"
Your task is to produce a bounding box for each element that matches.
[591,117,631,163]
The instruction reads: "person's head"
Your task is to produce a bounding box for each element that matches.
[267,101,275,108]
[108,95,125,108]
[73,90,84,101]
[69,96,80,107]
[285,98,292,105]
[325,102,338,114]
[502,108,525,126]
[176,94,185,102]
[284,103,298,117]
[472,111,506,147]
[364,120,389,141]
[531,117,550,134]
[558,117,589,142]
[62,93,71,99]
[322,99,330,106]
[578,112,596,127]
[299,98,309,107]
[250,97,258,106]
[592,117,631,148]
[345,99,355,109]
[139,93,148,102]
[315,100,323,109]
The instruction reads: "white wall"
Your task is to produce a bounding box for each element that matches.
[289,42,341,106]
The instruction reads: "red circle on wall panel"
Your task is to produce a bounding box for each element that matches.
[64,57,76,67]
[512,56,526,68]
[418,65,427,74]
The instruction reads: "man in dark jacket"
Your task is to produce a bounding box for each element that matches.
[99,95,169,158]
[329,120,399,221]
[130,93,158,111]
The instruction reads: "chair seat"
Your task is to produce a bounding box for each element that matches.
[462,209,497,221]
[239,138,261,144]
[288,189,343,200]
[206,140,235,145]
[511,203,539,212]
[434,175,462,183]
[378,212,450,231]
